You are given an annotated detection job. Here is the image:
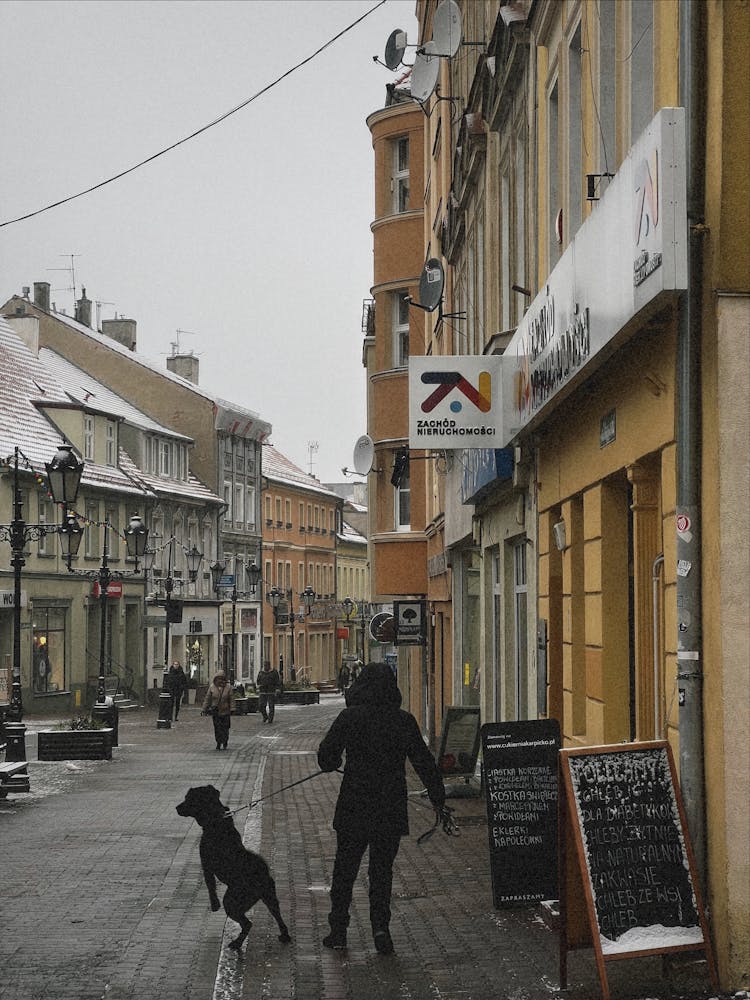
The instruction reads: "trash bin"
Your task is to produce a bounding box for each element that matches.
[91,696,120,746]
[156,691,173,730]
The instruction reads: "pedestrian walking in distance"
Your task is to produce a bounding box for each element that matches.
[317,662,445,955]
[257,662,281,724]
[338,663,350,694]
[202,671,235,750]
[165,660,188,722]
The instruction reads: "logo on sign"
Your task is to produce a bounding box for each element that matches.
[420,370,492,414]
[633,149,662,286]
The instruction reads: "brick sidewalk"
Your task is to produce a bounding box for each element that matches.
[0,699,727,1000]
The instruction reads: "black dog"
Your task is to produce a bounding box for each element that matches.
[176,785,291,951]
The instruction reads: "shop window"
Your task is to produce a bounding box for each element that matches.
[32,606,67,694]
[513,540,529,719]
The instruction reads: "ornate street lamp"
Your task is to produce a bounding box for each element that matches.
[210,559,225,674]
[301,587,316,615]
[0,444,82,784]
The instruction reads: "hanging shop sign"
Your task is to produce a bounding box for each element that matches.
[502,108,687,444]
[409,356,504,449]
[393,600,427,645]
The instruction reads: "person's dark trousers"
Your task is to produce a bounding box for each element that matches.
[212,714,231,748]
[328,831,401,935]
[259,692,276,722]
[170,694,181,721]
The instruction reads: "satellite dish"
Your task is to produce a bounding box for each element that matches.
[353,434,375,475]
[432,0,462,57]
[411,41,440,103]
[419,258,445,312]
[384,29,407,70]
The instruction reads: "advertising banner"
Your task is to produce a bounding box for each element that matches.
[409,356,503,449]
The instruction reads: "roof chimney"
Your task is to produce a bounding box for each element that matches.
[166,352,200,385]
[101,317,137,351]
[74,287,92,327]
[33,281,51,312]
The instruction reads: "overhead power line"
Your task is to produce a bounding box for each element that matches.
[0,0,386,229]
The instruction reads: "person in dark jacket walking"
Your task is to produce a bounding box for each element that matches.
[317,662,445,955]
[257,662,281,723]
[165,660,188,722]
[201,671,236,749]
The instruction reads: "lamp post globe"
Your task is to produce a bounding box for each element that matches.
[45,442,84,509]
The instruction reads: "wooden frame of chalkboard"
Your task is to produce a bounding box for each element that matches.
[437,706,481,778]
[558,741,718,1000]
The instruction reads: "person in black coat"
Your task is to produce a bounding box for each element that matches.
[317,662,445,955]
[165,660,188,722]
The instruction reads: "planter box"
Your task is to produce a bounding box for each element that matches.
[278,689,320,706]
[37,728,114,761]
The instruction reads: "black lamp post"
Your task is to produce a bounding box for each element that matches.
[146,537,201,729]
[342,597,367,667]
[210,559,225,674]
[266,586,283,674]
[0,444,81,783]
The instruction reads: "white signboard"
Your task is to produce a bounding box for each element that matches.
[0,590,27,608]
[409,356,503,449]
[502,108,687,443]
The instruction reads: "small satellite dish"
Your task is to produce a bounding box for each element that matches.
[353,434,375,475]
[432,0,462,57]
[411,41,440,103]
[418,258,445,312]
[384,29,407,70]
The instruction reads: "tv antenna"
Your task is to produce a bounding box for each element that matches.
[171,329,199,355]
[47,252,81,305]
[307,440,319,476]
[95,300,114,332]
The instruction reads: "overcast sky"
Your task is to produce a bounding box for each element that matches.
[0,0,417,484]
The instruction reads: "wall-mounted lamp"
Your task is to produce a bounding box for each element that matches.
[553,520,567,552]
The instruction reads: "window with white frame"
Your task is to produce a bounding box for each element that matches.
[392,136,410,213]
[392,290,410,367]
[246,485,255,529]
[395,465,410,531]
[105,421,116,466]
[106,508,119,560]
[234,482,244,527]
[84,416,94,461]
[568,21,583,238]
[160,440,170,477]
[37,497,54,555]
[224,481,232,523]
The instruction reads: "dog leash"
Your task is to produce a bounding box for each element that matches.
[413,800,460,845]
[224,769,343,818]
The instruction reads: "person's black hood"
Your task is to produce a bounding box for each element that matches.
[345,662,402,708]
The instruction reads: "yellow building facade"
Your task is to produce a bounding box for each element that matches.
[413,0,748,986]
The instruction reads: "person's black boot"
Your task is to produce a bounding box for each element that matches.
[373,930,394,955]
[322,929,347,950]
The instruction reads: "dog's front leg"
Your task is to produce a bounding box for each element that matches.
[203,867,221,912]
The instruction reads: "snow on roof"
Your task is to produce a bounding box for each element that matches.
[39,348,193,442]
[262,445,339,499]
[118,449,222,506]
[339,519,367,544]
[5,296,271,439]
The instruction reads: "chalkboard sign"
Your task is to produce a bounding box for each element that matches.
[559,741,717,999]
[437,706,481,777]
[481,719,560,908]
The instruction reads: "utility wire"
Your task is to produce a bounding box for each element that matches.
[0,0,386,230]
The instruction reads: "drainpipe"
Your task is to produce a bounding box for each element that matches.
[652,554,664,737]
[677,0,707,886]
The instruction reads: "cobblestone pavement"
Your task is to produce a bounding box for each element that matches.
[0,697,733,1000]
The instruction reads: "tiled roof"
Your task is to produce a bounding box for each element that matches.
[39,348,193,441]
[262,445,339,499]
[4,296,271,439]
[0,318,147,500]
[118,450,222,506]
